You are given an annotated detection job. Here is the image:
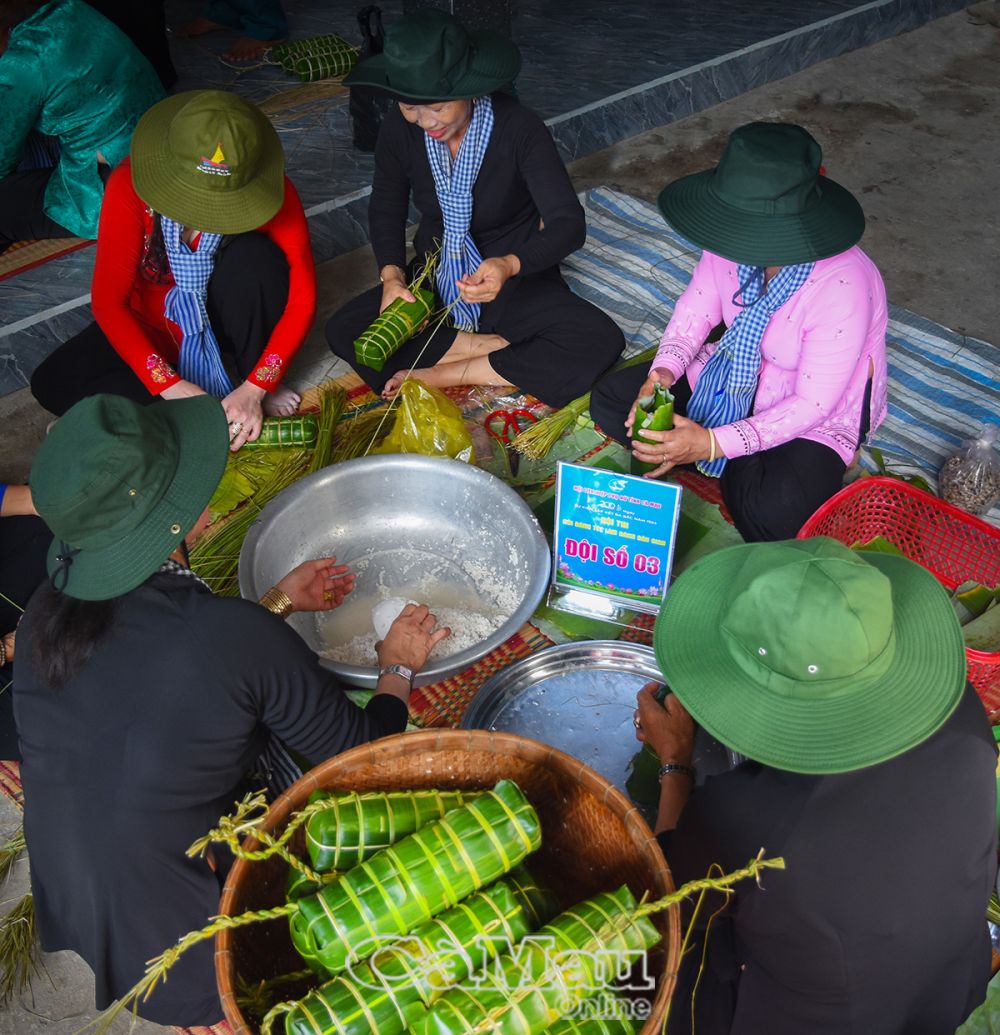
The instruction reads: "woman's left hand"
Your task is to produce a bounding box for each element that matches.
[222,381,267,451]
[631,414,714,477]
[456,255,520,305]
[634,682,695,765]
[275,557,355,613]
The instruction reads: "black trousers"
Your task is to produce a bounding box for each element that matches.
[0,515,52,761]
[0,168,76,254]
[325,267,625,410]
[589,366,852,543]
[30,232,290,416]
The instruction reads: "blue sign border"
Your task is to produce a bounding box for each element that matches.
[551,462,684,614]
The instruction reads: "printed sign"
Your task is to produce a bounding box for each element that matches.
[552,463,683,614]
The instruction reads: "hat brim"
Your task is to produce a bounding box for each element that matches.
[130,92,285,235]
[653,545,966,773]
[46,395,229,601]
[657,169,865,266]
[344,29,521,100]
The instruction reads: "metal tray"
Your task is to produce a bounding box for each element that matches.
[461,640,735,798]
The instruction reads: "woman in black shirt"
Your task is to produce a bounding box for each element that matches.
[325,10,624,408]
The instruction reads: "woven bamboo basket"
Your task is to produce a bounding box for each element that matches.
[216,729,681,1034]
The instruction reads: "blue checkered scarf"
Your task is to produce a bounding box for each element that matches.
[424,96,495,330]
[686,262,814,477]
[161,216,232,397]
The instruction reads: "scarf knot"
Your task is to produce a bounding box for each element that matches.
[161,216,232,397]
[424,96,495,330]
[686,261,814,476]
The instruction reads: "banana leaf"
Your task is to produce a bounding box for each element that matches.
[412,885,660,1035]
[305,789,479,873]
[291,780,541,975]
[546,990,643,1033]
[283,872,556,1035]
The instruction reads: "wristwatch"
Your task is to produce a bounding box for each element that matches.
[379,663,414,689]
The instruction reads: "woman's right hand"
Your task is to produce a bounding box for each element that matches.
[377,604,450,673]
[379,266,416,314]
[626,367,675,437]
[160,379,207,401]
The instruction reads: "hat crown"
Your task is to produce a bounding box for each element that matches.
[164,91,266,197]
[720,539,896,697]
[383,9,474,97]
[31,396,179,551]
[710,122,824,217]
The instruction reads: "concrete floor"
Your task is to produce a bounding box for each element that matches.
[1,7,998,1033]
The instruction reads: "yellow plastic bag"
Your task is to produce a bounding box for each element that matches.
[374,380,475,463]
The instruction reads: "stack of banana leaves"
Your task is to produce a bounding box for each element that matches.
[215,780,662,1035]
[190,387,346,596]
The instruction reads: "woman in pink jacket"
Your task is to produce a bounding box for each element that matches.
[590,122,888,542]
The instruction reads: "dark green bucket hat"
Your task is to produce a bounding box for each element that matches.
[29,394,229,601]
[653,537,966,774]
[344,8,521,101]
[131,90,285,235]
[657,122,865,266]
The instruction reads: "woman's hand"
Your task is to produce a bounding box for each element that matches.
[379,266,416,314]
[634,682,695,765]
[275,557,355,613]
[222,381,267,451]
[456,255,520,305]
[630,414,714,478]
[625,367,675,436]
[0,485,36,518]
[1,631,14,668]
[160,379,207,401]
[377,603,450,674]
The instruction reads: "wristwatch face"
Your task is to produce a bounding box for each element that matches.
[382,664,414,684]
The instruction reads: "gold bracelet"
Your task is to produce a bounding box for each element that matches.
[708,429,718,464]
[259,587,294,619]
[0,636,6,668]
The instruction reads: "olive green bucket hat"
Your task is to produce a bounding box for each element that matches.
[29,394,229,601]
[657,122,865,266]
[653,537,966,774]
[131,90,285,235]
[344,8,521,101]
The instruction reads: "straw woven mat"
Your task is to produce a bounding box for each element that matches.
[176,1021,235,1035]
[0,235,92,282]
[0,370,729,1035]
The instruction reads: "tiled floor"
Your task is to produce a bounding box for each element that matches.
[0,0,967,397]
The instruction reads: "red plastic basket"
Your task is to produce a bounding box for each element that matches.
[798,477,1000,715]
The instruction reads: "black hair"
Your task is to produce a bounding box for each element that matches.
[29,582,118,689]
[139,213,171,283]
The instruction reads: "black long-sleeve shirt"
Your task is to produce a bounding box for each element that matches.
[369,92,585,278]
[13,572,406,1026]
[660,683,997,1035]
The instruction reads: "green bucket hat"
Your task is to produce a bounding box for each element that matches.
[657,122,865,266]
[653,537,966,774]
[29,394,229,602]
[344,8,521,101]
[131,90,285,235]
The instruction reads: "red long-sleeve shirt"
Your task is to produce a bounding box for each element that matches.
[90,159,316,395]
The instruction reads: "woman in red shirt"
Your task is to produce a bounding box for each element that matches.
[31,90,316,450]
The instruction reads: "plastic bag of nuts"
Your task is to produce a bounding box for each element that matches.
[938,424,1000,515]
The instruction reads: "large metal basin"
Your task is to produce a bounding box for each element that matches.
[239,454,551,687]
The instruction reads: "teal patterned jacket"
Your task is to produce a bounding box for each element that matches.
[0,0,164,238]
